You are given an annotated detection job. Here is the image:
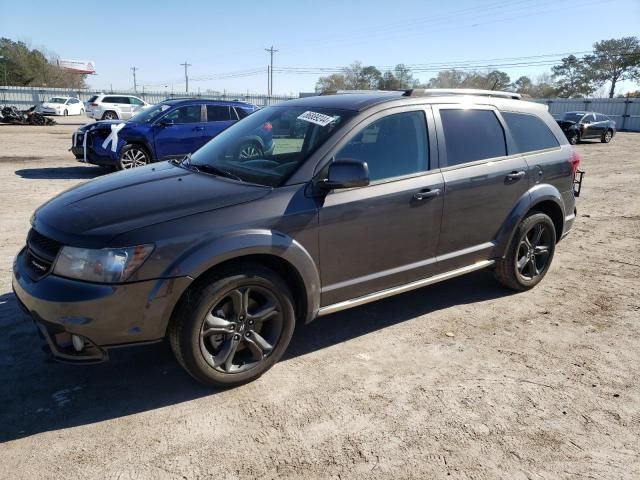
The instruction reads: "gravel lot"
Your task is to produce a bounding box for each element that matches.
[0,118,639,479]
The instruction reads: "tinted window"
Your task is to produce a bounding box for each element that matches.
[235,107,249,119]
[440,109,506,166]
[129,97,144,106]
[502,112,559,153]
[164,105,202,124]
[103,96,129,104]
[583,114,595,123]
[69,98,79,104]
[207,105,232,121]
[87,95,98,103]
[336,111,428,181]
[595,114,607,122]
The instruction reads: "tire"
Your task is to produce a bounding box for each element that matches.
[568,131,579,145]
[117,144,150,170]
[601,129,613,143]
[494,211,556,291]
[63,109,68,116]
[102,111,118,120]
[169,264,296,387]
[237,141,263,160]
[80,108,85,115]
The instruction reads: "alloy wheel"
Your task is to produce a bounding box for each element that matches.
[199,285,283,374]
[604,131,612,142]
[516,223,553,281]
[120,148,148,168]
[239,144,261,160]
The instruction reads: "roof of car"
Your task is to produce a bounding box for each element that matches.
[279,90,542,113]
[160,98,256,108]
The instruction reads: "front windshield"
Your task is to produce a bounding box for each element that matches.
[130,103,173,123]
[189,106,354,187]
[49,97,67,104]
[562,112,585,122]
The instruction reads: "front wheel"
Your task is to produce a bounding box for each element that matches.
[118,144,150,170]
[169,264,296,387]
[601,129,613,143]
[63,109,68,116]
[568,131,579,145]
[494,212,556,291]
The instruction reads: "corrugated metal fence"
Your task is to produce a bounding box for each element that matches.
[534,97,640,132]
[0,86,295,109]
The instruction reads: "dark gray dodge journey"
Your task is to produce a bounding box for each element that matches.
[13,89,582,387]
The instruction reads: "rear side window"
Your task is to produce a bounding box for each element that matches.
[235,107,249,119]
[129,97,144,106]
[502,112,559,153]
[207,105,232,121]
[103,96,129,104]
[439,109,506,167]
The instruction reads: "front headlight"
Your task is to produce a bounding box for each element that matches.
[53,244,154,283]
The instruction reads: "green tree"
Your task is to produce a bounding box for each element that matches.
[512,76,533,94]
[315,73,347,92]
[585,36,640,98]
[552,55,594,97]
[0,37,87,88]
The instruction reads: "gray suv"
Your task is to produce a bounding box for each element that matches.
[13,89,582,387]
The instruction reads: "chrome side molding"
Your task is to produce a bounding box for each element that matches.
[317,260,495,317]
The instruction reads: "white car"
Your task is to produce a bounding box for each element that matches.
[38,97,85,116]
[85,94,153,120]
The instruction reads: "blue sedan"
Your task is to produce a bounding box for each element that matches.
[71,99,273,170]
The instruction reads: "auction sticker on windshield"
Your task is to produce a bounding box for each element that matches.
[297,111,338,127]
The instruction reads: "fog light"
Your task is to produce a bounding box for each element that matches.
[71,335,84,352]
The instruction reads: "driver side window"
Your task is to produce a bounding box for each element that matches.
[335,111,429,182]
[164,105,202,124]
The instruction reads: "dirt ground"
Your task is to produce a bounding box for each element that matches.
[0,117,638,480]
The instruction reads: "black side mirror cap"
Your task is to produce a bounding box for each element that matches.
[158,118,174,127]
[319,159,370,190]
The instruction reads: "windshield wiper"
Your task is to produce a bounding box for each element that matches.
[195,164,243,181]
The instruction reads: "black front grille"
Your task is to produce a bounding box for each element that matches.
[25,229,63,279]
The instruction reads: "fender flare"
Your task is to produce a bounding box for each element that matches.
[493,184,565,258]
[162,229,321,324]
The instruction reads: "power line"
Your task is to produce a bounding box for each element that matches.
[180,61,192,93]
[265,46,278,95]
[131,66,138,92]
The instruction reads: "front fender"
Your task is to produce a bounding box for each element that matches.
[492,184,565,258]
[163,229,321,323]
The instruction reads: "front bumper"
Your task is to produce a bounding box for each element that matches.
[12,247,192,363]
[71,132,119,166]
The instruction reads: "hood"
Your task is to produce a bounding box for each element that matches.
[33,162,270,246]
[78,119,140,133]
[556,119,577,130]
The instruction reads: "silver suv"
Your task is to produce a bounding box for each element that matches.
[85,94,152,120]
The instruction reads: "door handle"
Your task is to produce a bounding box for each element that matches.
[505,171,526,183]
[192,126,204,131]
[413,188,441,200]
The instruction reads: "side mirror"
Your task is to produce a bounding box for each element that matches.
[158,118,174,127]
[320,159,370,190]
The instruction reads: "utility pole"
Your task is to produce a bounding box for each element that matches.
[131,66,138,92]
[180,61,192,93]
[264,46,278,96]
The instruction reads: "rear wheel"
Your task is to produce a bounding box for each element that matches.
[102,111,118,120]
[118,144,149,170]
[80,108,85,116]
[169,264,296,387]
[601,129,613,143]
[494,212,556,291]
[63,109,68,116]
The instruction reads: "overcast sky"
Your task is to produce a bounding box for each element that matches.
[3,0,639,95]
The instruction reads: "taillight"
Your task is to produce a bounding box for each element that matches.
[263,122,273,132]
[91,103,98,107]
[570,149,581,175]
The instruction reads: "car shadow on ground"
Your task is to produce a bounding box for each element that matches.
[0,269,512,443]
[14,166,107,180]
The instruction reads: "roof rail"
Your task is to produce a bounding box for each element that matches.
[403,88,521,100]
[319,89,398,96]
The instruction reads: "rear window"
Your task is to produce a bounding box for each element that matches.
[440,109,507,167]
[502,112,559,153]
[87,95,98,103]
[235,107,250,119]
[207,105,232,121]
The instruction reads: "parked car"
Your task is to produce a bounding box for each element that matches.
[14,89,583,387]
[70,99,263,170]
[38,96,84,116]
[556,111,616,145]
[85,94,152,120]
